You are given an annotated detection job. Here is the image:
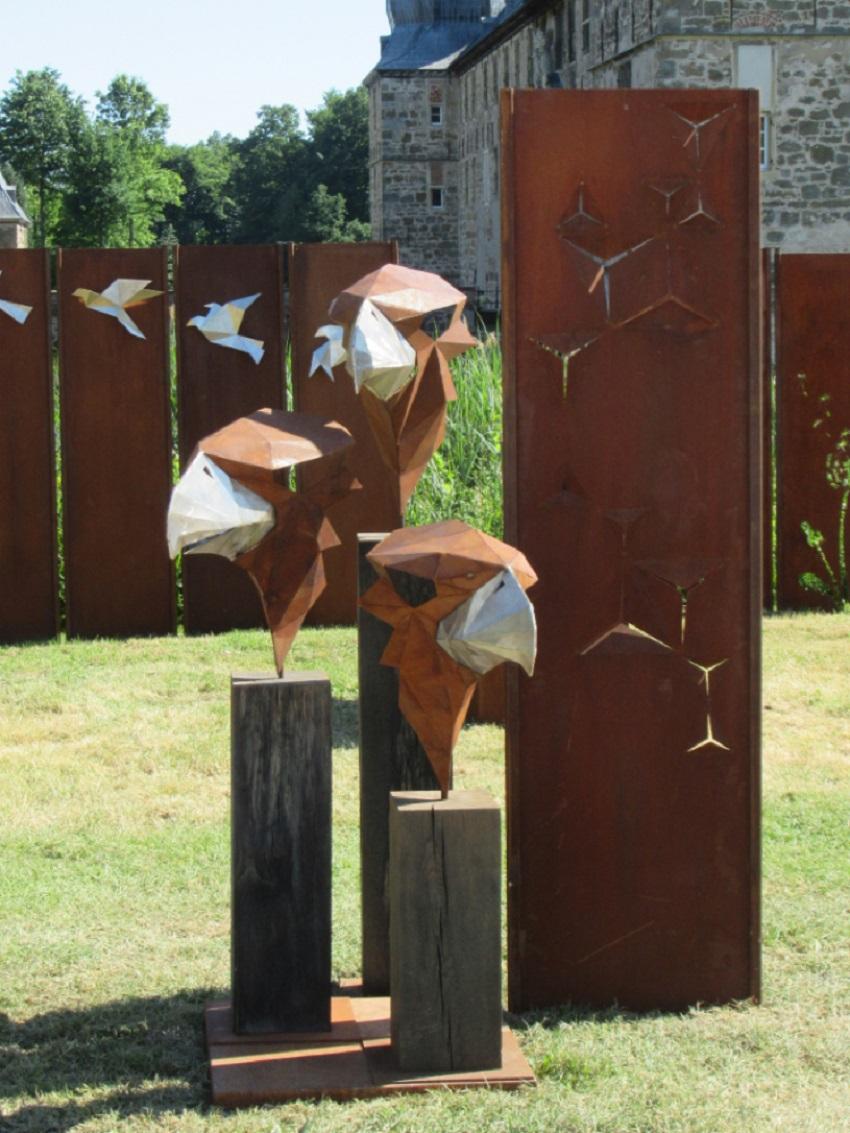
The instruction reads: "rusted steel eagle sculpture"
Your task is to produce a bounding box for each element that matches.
[167,408,358,674]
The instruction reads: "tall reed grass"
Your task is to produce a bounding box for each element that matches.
[407,332,503,536]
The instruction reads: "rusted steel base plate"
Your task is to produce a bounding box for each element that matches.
[206,997,535,1105]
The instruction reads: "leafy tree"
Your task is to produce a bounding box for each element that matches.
[83,74,183,246]
[306,87,370,225]
[115,144,183,246]
[0,68,85,244]
[232,104,310,243]
[302,183,370,243]
[57,121,129,246]
[95,74,169,141]
[162,134,239,245]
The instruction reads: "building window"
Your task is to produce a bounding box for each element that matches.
[759,113,771,170]
[736,44,775,169]
[431,103,443,126]
[617,60,631,88]
[567,1,576,63]
[553,11,565,69]
[581,0,591,54]
[431,187,444,209]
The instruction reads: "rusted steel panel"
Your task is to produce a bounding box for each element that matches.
[775,254,850,609]
[59,248,174,638]
[762,248,775,610]
[468,667,505,725]
[175,244,286,634]
[502,90,761,1012]
[290,241,401,625]
[0,249,57,641]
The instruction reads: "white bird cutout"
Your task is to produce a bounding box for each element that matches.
[72,279,163,339]
[0,270,33,325]
[310,323,346,379]
[310,300,416,400]
[187,293,265,365]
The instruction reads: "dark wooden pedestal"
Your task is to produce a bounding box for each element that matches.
[357,535,440,994]
[230,672,332,1034]
[389,790,502,1072]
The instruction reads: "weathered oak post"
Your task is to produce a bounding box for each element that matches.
[357,534,440,994]
[231,672,332,1034]
[389,790,502,1072]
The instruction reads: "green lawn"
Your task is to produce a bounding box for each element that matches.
[1,614,848,1132]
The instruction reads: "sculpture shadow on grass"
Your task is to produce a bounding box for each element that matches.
[0,990,219,1132]
[332,696,359,750]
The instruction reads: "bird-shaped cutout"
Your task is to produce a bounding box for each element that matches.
[0,270,32,325]
[188,293,265,365]
[72,279,163,339]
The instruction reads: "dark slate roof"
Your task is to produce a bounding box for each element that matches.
[0,172,30,226]
[377,21,490,70]
[376,0,529,72]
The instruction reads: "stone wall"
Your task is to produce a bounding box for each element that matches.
[369,74,462,279]
[368,0,850,308]
[766,37,850,248]
[0,222,27,249]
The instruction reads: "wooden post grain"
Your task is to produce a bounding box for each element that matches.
[389,790,502,1072]
[357,535,441,995]
[231,672,331,1034]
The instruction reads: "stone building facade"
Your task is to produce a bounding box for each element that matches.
[366,0,850,308]
[0,171,30,249]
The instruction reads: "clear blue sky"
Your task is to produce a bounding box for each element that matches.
[0,0,391,145]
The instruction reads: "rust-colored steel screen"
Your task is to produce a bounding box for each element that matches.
[775,254,850,609]
[175,244,286,634]
[290,241,400,625]
[0,249,57,642]
[763,249,775,609]
[59,248,174,638]
[501,90,761,1012]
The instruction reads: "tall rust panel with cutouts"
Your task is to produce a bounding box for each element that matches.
[775,254,850,610]
[290,241,400,625]
[59,248,174,638]
[0,249,57,641]
[175,244,286,634]
[502,90,761,1011]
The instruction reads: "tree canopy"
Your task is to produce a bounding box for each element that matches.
[0,68,86,245]
[0,70,371,248]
